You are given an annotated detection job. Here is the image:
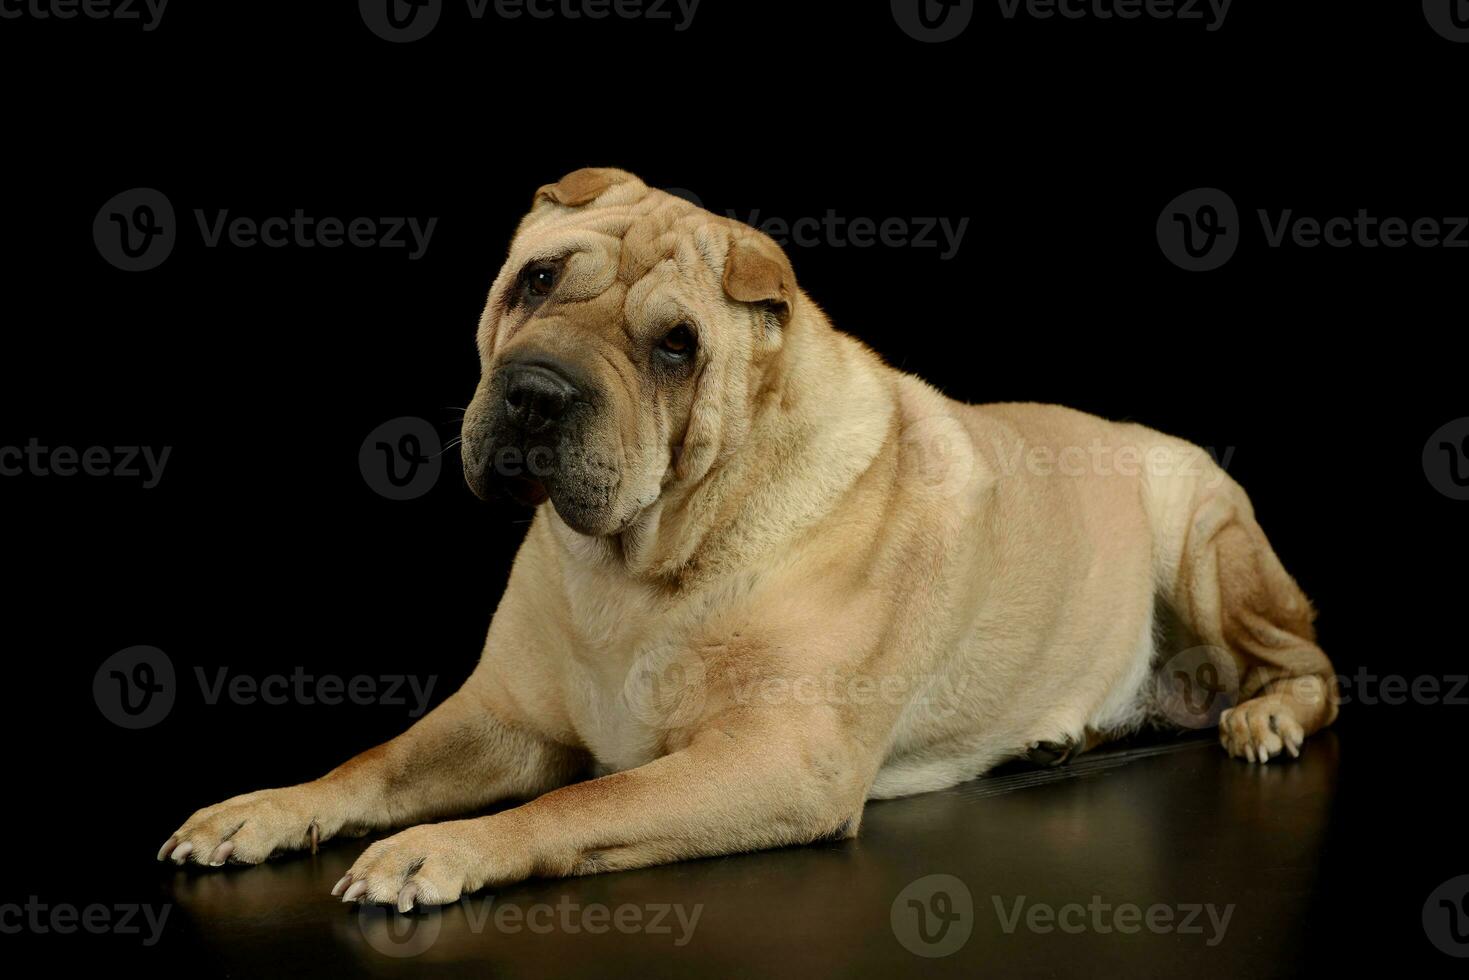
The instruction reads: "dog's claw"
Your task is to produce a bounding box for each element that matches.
[343,881,368,903]
[171,841,194,864]
[157,837,178,862]
[209,842,234,866]
[331,875,351,897]
[397,883,418,914]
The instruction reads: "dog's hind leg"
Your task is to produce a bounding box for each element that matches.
[1158,466,1339,763]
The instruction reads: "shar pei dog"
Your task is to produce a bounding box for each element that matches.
[158,168,1338,910]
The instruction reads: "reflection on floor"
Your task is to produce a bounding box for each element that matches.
[155,727,1455,978]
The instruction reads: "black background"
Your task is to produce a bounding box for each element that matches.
[1,0,1465,975]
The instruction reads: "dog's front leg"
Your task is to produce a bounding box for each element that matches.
[338,713,870,910]
[158,686,584,868]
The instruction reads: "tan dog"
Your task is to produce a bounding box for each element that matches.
[158,168,1338,910]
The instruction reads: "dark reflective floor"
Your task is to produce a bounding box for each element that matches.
[108,725,1461,978]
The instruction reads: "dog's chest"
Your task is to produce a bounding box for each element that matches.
[569,651,691,776]
[558,574,691,774]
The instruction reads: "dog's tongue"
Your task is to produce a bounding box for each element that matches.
[506,476,549,507]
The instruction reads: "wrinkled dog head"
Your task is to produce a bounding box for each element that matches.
[462,168,797,537]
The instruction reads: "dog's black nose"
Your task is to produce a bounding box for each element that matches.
[502,364,581,433]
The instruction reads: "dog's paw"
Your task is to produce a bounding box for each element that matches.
[334,822,504,912]
[1218,698,1305,764]
[1024,737,1078,767]
[158,787,323,868]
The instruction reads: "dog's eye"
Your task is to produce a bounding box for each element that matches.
[523,263,558,297]
[656,324,696,363]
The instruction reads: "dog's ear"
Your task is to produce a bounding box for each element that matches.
[532,167,636,209]
[722,232,796,328]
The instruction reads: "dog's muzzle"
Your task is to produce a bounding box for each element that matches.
[474,356,591,507]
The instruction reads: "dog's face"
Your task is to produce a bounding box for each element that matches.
[462,168,796,536]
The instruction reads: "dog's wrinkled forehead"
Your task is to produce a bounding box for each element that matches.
[481,168,796,357]
[517,170,724,282]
